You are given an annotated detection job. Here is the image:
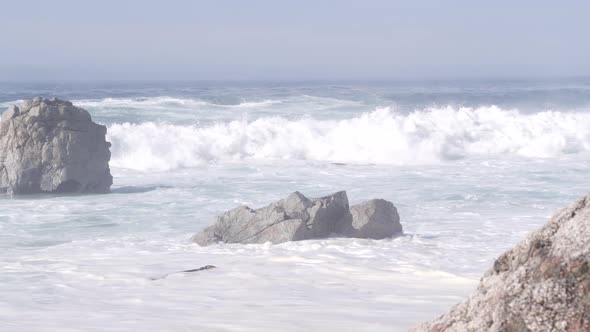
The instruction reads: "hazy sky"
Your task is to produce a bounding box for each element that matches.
[0,0,588,81]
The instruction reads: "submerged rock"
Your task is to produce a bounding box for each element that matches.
[412,194,590,332]
[193,191,403,245]
[150,265,217,280]
[0,97,112,194]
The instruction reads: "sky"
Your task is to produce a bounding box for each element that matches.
[0,0,589,81]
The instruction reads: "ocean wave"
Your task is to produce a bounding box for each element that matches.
[74,97,282,109]
[106,106,590,171]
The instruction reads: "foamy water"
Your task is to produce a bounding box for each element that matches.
[106,106,590,171]
[0,81,589,331]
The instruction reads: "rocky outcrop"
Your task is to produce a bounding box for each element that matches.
[0,97,112,194]
[412,194,590,332]
[193,191,402,245]
[349,199,401,239]
[193,191,351,245]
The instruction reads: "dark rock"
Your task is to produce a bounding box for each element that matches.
[349,199,402,239]
[193,191,403,245]
[192,191,351,245]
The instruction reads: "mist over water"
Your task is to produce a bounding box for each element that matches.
[1,80,589,331]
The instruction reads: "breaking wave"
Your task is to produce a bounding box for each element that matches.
[107,106,590,171]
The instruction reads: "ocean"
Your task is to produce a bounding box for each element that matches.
[0,79,589,331]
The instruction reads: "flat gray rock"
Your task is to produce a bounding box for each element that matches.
[0,97,112,194]
[412,194,590,332]
[193,191,402,245]
[349,199,402,239]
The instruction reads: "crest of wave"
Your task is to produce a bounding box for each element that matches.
[107,106,590,171]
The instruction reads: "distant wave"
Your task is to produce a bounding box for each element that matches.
[74,97,282,109]
[106,106,590,171]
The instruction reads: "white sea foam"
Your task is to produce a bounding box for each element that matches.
[107,106,590,171]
